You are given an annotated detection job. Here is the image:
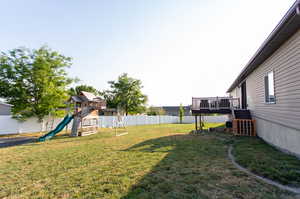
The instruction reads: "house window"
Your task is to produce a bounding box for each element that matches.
[264,71,275,103]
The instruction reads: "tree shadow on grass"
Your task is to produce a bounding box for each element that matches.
[0,137,37,148]
[120,133,287,199]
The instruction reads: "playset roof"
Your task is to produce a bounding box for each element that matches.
[70,91,104,103]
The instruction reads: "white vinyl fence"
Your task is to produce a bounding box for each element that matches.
[98,115,228,127]
[99,115,179,127]
[0,116,74,135]
[0,115,228,135]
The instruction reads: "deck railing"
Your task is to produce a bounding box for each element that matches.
[192,97,240,110]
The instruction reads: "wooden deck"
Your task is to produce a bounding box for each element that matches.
[192,109,232,114]
[191,97,256,136]
[192,97,240,131]
[191,97,240,115]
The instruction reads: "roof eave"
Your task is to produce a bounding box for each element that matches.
[227,1,300,93]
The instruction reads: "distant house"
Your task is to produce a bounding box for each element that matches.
[228,1,300,156]
[0,102,12,115]
[161,106,192,116]
[99,108,117,116]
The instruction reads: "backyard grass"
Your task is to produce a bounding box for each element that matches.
[233,136,300,188]
[0,124,297,199]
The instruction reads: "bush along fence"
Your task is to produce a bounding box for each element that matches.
[0,115,228,135]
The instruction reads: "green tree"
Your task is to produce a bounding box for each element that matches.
[0,46,74,121]
[69,84,100,96]
[104,73,147,115]
[101,91,118,109]
[179,103,184,124]
[147,106,165,116]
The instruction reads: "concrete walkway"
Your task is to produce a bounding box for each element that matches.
[0,137,36,148]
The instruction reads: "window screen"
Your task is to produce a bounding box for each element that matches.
[265,71,275,103]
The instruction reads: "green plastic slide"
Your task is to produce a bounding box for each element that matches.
[38,114,74,142]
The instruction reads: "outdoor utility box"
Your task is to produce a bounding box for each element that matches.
[226,121,233,128]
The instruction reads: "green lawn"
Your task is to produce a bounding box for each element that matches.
[0,124,297,199]
[233,136,300,187]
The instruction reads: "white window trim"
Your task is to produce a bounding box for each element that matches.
[264,70,276,104]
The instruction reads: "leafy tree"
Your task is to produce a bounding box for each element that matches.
[69,84,100,96]
[179,103,184,124]
[0,46,74,121]
[104,73,147,115]
[101,91,118,109]
[147,106,165,116]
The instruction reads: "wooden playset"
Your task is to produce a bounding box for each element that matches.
[69,91,106,137]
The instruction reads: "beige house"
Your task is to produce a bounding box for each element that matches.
[228,1,300,157]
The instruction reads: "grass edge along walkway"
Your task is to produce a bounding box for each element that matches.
[228,145,300,195]
[232,135,300,189]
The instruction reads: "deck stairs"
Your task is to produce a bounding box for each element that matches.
[233,110,256,136]
[233,110,252,119]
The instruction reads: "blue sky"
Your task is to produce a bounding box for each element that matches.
[1,0,295,106]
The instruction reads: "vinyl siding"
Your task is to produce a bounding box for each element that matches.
[245,29,300,130]
[229,87,240,99]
